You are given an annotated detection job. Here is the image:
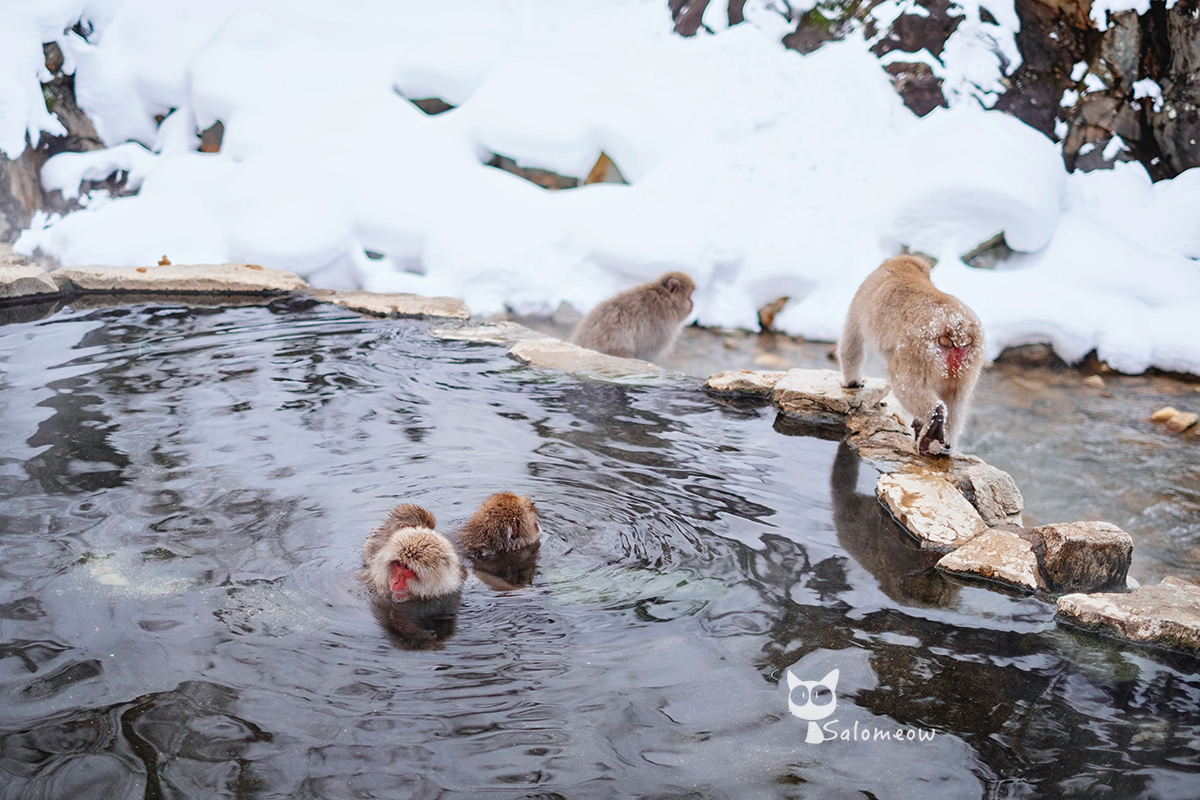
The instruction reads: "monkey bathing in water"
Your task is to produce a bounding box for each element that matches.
[363,504,466,602]
[571,271,696,362]
[458,492,540,558]
[838,255,984,456]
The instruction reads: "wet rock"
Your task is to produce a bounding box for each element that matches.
[0,265,61,300]
[954,462,1024,525]
[1166,411,1198,434]
[883,62,947,117]
[52,263,308,294]
[937,525,1044,593]
[704,369,787,397]
[486,154,578,191]
[430,321,550,346]
[1057,577,1200,654]
[508,338,665,381]
[876,471,988,552]
[1150,406,1179,423]
[329,290,469,319]
[1034,521,1132,593]
[995,343,1064,368]
[772,368,889,423]
[757,296,789,332]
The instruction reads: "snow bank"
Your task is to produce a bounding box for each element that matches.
[3,0,1198,374]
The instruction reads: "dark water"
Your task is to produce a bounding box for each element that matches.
[0,300,1197,799]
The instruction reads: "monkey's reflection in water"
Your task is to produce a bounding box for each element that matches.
[371,594,461,651]
[470,544,540,592]
[830,441,959,607]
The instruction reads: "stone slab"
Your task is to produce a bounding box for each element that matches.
[330,290,469,319]
[430,321,551,345]
[52,263,308,294]
[772,368,889,420]
[937,526,1044,592]
[508,338,665,381]
[0,265,61,300]
[703,369,787,397]
[955,462,1024,525]
[1057,577,1200,654]
[876,471,988,552]
[1034,521,1132,593]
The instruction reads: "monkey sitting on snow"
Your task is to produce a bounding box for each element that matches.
[570,271,696,363]
[838,255,985,456]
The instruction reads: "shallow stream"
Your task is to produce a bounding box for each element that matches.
[0,300,1197,798]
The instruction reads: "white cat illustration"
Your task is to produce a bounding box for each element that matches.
[786,668,839,743]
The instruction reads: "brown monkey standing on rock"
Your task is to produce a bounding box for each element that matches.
[571,271,696,362]
[838,255,984,456]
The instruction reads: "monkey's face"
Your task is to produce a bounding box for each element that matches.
[390,561,417,601]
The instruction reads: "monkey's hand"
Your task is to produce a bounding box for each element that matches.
[914,403,948,456]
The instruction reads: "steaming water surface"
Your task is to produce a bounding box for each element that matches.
[0,301,1197,798]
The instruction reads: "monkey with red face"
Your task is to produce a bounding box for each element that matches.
[362,504,466,602]
[838,255,985,456]
[571,271,696,363]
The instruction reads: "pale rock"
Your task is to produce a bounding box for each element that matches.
[52,263,308,294]
[0,265,60,300]
[937,526,1044,592]
[329,290,469,319]
[773,368,889,423]
[1150,406,1179,423]
[508,338,666,381]
[876,471,988,552]
[430,321,550,345]
[1083,374,1106,389]
[1034,521,1133,593]
[703,369,787,397]
[1057,577,1200,654]
[954,462,1024,525]
[1166,411,1198,434]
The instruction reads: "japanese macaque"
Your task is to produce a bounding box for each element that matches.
[838,255,984,455]
[458,492,540,558]
[570,271,696,362]
[363,504,467,602]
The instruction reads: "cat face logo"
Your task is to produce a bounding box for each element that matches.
[786,667,838,743]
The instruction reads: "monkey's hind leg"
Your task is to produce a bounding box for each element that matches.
[838,317,866,389]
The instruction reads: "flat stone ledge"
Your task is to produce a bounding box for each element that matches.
[508,338,665,381]
[0,266,61,300]
[704,369,787,397]
[773,368,889,421]
[1057,577,1200,654]
[52,263,308,294]
[430,321,551,345]
[1035,521,1132,594]
[937,525,1044,593]
[329,290,469,319]
[876,471,988,552]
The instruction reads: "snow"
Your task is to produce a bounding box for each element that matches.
[2,0,1199,375]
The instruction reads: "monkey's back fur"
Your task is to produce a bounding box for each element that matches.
[458,492,540,556]
[839,255,985,449]
[571,271,695,362]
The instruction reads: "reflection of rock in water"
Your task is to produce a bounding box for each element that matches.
[371,594,460,651]
[470,544,540,592]
[0,680,270,797]
[830,442,958,607]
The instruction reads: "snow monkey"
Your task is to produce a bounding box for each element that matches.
[363,504,466,602]
[458,492,540,558]
[571,271,696,362]
[838,255,984,456]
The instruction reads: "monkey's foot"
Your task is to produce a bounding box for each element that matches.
[842,379,864,390]
[915,403,949,456]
